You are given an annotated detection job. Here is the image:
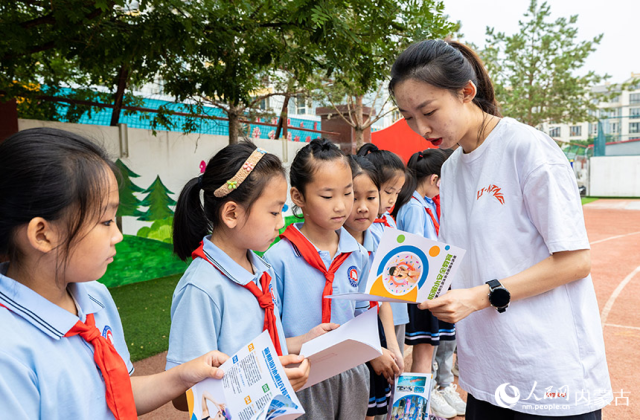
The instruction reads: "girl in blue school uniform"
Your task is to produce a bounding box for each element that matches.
[344,155,404,420]
[357,143,406,244]
[167,141,333,409]
[357,144,410,359]
[264,139,371,420]
[393,148,464,419]
[0,128,230,420]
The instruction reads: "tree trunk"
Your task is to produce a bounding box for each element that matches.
[0,98,19,143]
[110,65,129,126]
[275,95,290,139]
[228,107,240,144]
[354,128,365,152]
[354,95,365,150]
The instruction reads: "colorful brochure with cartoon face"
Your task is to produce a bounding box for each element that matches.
[329,228,466,303]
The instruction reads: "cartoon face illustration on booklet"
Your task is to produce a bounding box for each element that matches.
[329,229,466,303]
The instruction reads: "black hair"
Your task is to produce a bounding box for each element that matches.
[388,266,397,276]
[392,148,452,220]
[348,155,380,190]
[172,141,284,261]
[356,143,405,187]
[0,128,118,274]
[289,138,349,218]
[389,39,501,118]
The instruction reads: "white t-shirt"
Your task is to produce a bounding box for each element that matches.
[440,117,612,415]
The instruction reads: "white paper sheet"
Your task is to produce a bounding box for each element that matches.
[298,307,382,390]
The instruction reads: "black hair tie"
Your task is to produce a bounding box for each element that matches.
[197,175,204,190]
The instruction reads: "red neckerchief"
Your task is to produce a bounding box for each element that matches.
[373,218,391,227]
[280,225,352,323]
[192,242,283,356]
[433,194,441,219]
[412,196,440,236]
[65,313,137,420]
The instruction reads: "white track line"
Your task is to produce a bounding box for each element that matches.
[601,266,640,327]
[603,323,640,332]
[590,231,640,245]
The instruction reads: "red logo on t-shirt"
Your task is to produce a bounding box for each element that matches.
[477,184,505,205]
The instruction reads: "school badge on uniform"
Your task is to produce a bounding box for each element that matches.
[347,266,359,287]
[102,325,114,345]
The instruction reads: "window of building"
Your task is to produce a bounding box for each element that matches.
[630,93,640,104]
[630,107,640,119]
[630,122,640,134]
[256,97,269,110]
[611,122,618,134]
[570,125,582,137]
[549,126,561,137]
[149,74,165,95]
[600,108,620,119]
[294,94,310,115]
[590,123,598,136]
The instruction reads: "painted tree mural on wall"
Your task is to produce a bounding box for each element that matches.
[114,159,144,227]
[137,176,176,221]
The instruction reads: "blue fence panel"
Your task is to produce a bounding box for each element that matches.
[51,90,323,140]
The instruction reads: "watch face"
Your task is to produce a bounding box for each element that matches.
[490,288,511,307]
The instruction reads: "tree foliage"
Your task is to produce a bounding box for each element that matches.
[2,0,454,145]
[479,0,608,127]
[1,1,221,125]
[310,0,456,148]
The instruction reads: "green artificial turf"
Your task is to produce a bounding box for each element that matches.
[581,197,599,205]
[108,273,181,362]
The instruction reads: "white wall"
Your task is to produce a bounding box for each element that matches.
[589,156,640,197]
[18,120,308,234]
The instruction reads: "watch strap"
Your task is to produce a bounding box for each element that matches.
[486,279,502,290]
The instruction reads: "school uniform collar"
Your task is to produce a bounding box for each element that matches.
[290,223,361,257]
[362,228,375,253]
[201,236,270,287]
[0,262,106,340]
[423,196,435,207]
[412,191,429,207]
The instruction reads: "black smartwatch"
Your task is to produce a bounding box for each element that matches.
[486,279,510,313]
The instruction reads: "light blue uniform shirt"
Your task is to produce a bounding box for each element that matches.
[0,263,133,420]
[397,191,439,240]
[264,224,370,338]
[369,212,397,248]
[166,237,288,369]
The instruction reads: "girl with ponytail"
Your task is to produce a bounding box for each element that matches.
[265,138,372,419]
[168,141,332,410]
[391,39,611,419]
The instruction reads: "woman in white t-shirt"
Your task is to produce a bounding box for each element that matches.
[389,39,612,420]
